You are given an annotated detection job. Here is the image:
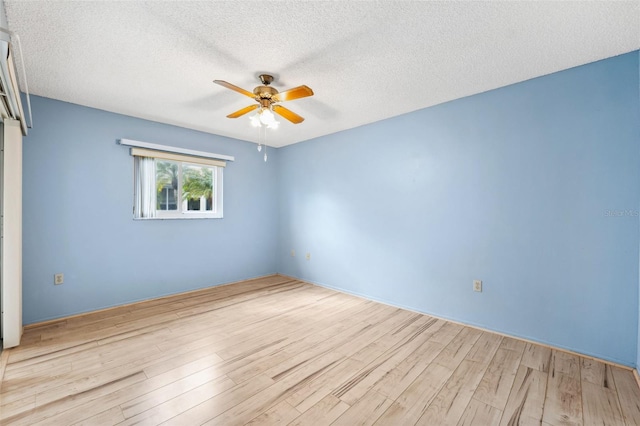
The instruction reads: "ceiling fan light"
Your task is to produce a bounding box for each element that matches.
[259,109,271,124]
[268,120,279,130]
[249,114,261,127]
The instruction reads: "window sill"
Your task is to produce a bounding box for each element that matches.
[134,215,223,220]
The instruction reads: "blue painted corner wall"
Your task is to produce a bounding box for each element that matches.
[22,96,279,324]
[277,51,640,367]
[21,52,640,368]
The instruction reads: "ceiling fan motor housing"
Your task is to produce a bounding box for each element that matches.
[254,85,278,102]
[254,74,278,105]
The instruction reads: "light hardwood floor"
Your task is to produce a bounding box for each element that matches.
[1,275,639,425]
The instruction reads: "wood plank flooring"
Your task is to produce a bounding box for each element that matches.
[1,275,639,425]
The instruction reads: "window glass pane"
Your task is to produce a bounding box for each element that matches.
[187,198,201,211]
[156,160,179,211]
[183,164,214,212]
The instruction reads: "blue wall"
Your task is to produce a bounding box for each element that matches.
[22,96,279,324]
[21,52,640,367]
[278,52,640,366]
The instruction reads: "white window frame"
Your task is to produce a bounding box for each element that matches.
[132,147,225,220]
[155,160,223,219]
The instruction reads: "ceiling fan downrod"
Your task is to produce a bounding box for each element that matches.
[258,74,274,85]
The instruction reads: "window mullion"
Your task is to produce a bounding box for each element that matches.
[178,162,183,214]
[212,168,217,213]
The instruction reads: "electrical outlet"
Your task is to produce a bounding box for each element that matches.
[54,273,64,285]
[306,253,311,261]
[473,279,482,292]
[291,250,295,257]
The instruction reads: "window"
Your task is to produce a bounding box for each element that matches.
[132,148,224,219]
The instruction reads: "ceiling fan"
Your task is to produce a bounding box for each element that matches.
[213,74,314,125]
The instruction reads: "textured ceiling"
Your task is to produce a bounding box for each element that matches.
[4,1,639,147]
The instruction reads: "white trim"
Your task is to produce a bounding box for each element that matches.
[2,119,23,348]
[130,148,226,168]
[118,138,235,162]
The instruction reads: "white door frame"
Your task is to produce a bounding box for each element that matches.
[2,119,22,348]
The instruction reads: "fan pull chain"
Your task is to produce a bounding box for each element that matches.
[252,111,270,161]
[263,126,268,162]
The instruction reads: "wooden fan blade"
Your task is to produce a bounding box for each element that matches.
[213,80,256,98]
[272,85,314,103]
[227,104,259,118]
[272,105,304,124]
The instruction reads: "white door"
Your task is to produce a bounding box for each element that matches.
[1,119,22,348]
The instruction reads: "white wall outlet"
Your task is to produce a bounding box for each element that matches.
[291,250,295,257]
[473,279,482,292]
[306,253,311,261]
[54,273,64,285]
